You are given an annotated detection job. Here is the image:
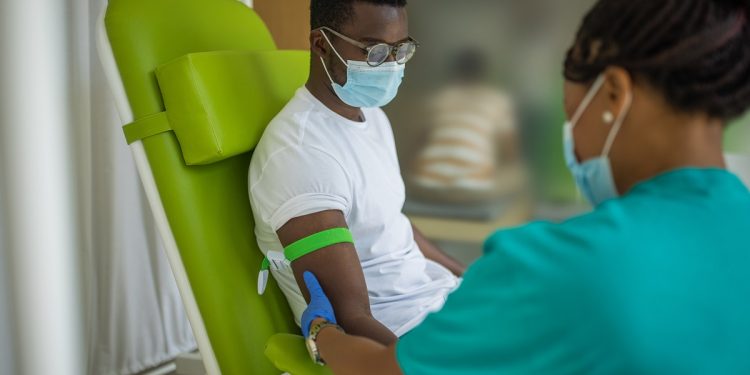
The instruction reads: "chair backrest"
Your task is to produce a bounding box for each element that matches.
[101,0,308,373]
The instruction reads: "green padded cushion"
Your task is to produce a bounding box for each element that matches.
[265,334,333,375]
[155,50,310,165]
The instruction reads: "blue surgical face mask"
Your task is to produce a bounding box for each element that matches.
[563,74,632,206]
[320,32,405,108]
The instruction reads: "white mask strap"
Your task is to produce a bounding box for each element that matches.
[570,74,607,127]
[320,30,348,67]
[601,89,633,157]
[319,57,336,85]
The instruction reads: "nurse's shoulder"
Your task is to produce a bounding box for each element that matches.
[483,200,632,265]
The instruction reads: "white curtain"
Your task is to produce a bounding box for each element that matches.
[0,207,14,375]
[74,1,196,374]
[0,151,12,374]
[1,0,84,373]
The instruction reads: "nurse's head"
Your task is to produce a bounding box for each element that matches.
[307,0,413,111]
[562,0,750,200]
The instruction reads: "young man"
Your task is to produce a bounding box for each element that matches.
[248,0,464,345]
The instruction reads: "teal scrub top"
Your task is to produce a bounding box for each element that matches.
[397,168,750,375]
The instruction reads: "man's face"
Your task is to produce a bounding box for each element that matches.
[325,2,409,83]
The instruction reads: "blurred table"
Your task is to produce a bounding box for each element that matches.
[408,196,533,244]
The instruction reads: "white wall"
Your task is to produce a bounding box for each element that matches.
[0,0,84,374]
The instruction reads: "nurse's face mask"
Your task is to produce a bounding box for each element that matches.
[318,27,418,108]
[564,74,633,206]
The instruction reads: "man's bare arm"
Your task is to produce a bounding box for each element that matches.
[277,210,397,345]
[412,224,466,276]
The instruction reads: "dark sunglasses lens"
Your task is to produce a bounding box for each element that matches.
[367,44,391,66]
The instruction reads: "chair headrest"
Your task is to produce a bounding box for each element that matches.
[155,50,310,165]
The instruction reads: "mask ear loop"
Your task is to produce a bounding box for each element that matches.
[320,30,349,67]
[570,74,607,127]
[319,56,336,85]
[600,88,633,157]
[319,30,350,86]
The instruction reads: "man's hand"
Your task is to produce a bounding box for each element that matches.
[301,271,337,338]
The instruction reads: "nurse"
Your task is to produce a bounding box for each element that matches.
[297,0,750,373]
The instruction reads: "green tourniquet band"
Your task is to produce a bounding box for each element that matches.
[284,228,354,262]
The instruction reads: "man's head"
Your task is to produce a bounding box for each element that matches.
[311,0,408,33]
[308,0,410,109]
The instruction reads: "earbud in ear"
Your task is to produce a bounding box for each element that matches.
[603,111,614,124]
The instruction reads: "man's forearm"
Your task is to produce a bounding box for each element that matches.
[412,224,466,276]
[316,320,403,375]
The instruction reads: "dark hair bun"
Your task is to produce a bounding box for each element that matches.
[565,0,750,121]
[714,0,750,9]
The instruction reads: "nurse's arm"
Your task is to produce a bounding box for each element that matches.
[278,210,398,345]
[314,317,404,375]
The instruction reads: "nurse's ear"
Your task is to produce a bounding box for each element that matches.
[602,67,634,120]
[310,29,330,59]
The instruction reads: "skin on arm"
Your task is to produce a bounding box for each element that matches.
[314,318,403,375]
[412,224,466,276]
[277,210,398,345]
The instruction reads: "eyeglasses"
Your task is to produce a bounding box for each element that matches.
[318,26,419,67]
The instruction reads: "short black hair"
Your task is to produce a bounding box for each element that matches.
[311,0,407,31]
[565,0,750,121]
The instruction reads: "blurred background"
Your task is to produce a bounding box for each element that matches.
[387,0,599,263]
[2,0,750,374]
[386,0,750,263]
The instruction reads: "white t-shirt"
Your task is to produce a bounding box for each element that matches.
[248,87,459,336]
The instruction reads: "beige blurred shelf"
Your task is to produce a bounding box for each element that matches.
[408,197,532,244]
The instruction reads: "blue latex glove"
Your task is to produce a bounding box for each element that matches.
[300,271,338,338]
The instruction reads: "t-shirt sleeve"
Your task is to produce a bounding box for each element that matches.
[396,222,608,375]
[250,146,353,231]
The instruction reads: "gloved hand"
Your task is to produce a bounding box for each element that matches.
[300,271,337,338]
